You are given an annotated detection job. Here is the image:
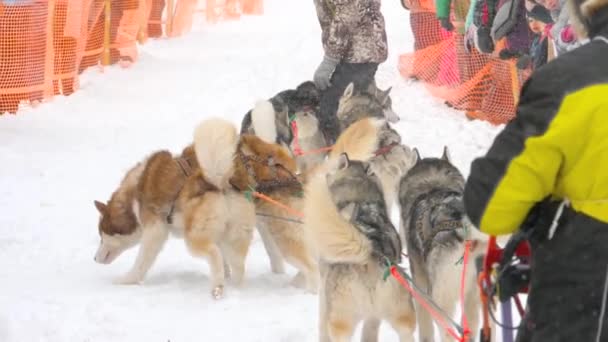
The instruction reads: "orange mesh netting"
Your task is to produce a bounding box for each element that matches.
[399,1,530,124]
[1,1,50,114]
[204,0,263,23]
[1,0,264,115]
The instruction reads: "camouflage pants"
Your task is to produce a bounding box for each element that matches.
[318,62,378,144]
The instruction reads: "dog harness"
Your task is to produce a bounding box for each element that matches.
[166,156,196,224]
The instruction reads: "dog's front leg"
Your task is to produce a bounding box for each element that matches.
[361,318,381,342]
[257,224,285,274]
[115,223,168,285]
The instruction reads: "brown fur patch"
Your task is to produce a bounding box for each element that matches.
[230,134,299,191]
[181,170,219,200]
[329,118,380,161]
[329,320,354,338]
[394,314,417,330]
[98,147,203,236]
[137,151,187,215]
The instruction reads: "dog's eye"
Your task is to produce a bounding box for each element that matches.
[365,165,374,176]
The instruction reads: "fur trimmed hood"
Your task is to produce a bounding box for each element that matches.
[568,0,608,37]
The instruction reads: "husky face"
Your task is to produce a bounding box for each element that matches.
[336,83,400,132]
[371,86,400,124]
[291,109,321,139]
[326,154,385,207]
[399,147,464,197]
[93,200,141,264]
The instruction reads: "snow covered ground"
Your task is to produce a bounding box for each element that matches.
[0,0,506,341]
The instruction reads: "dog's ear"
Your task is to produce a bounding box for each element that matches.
[337,153,350,170]
[441,146,451,162]
[94,200,107,215]
[366,80,378,96]
[379,87,392,105]
[412,148,421,165]
[342,83,355,101]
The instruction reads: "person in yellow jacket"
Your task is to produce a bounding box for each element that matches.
[463,0,608,339]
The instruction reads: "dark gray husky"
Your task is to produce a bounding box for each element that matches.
[398,147,486,342]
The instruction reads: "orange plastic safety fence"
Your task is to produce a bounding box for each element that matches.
[399,6,530,125]
[0,1,50,114]
[1,0,264,115]
[203,0,263,23]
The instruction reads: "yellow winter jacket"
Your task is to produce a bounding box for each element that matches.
[464,34,608,235]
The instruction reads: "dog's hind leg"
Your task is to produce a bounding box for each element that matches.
[257,224,285,274]
[186,238,226,299]
[361,318,381,342]
[115,222,168,285]
[433,276,459,342]
[222,228,253,286]
[463,277,481,342]
[278,239,319,293]
[319,287,331,342]
[387,312,416,342]
[410,267,435,342]
[328,313,358,342]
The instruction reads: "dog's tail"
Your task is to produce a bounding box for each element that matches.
[193,118,239,188]
[303,173,373,264]
[329,117,385,162]
[251,100,277,144]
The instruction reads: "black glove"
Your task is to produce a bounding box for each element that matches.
[516,55,532,69]
[498,49,522,60]
[439,17,454,31]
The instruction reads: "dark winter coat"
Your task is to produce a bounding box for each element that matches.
[529,32,549,69]
[313,0,388,64]
[464,5,608,341]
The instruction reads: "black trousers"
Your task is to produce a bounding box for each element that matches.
[318,62,378,144]
[516,209,608,342]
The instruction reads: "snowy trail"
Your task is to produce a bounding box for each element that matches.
[0,1,503,341]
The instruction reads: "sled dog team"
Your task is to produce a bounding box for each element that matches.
[94,81,489,341]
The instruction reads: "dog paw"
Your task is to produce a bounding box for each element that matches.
[114,273,142,285]
[289,272,306,289]
[211,285,224,300]
[224,266,232,280]
[271,263,286,274]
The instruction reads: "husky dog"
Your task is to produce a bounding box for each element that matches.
[250,98,328,174]
[304,153,416,342]
[330,118,417,210]
[240,81,322,145]
[243,81,328,173]
[93,118,294,299]
[398,148,486,342]
[252,117,408,283]
[335,82,400,135]
[228,130,321,292]
[93,144,198,276]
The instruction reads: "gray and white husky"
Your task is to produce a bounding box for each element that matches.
[304,153,416,342]
[398,148,486,342]
[336,82,400,134]
[243,81,329,173]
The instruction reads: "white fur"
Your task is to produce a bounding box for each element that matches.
[115,222,169,285]
[303,171,373,264]
[132,199,141,226]
[193,118,239,188]
[251,100,277,144]
[95,230,141,264]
